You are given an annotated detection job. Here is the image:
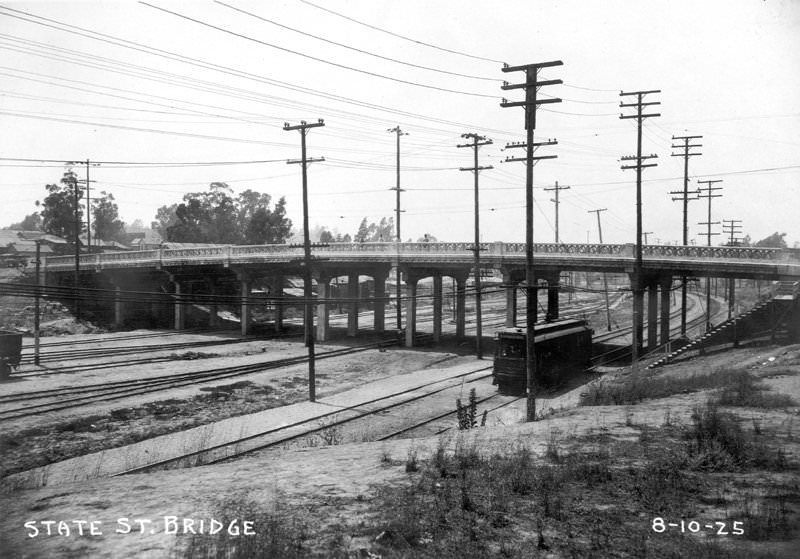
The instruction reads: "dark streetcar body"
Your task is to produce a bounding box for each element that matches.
[0,330,23,380]
[493,319,593,395]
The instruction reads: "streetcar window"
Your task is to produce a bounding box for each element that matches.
[500,339,524,358]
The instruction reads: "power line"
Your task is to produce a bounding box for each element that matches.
[296,0,506,64]
[139,2,499,99]
[215,1,499,82]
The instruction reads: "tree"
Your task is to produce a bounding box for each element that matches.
[6,212,43,231]
[319,229,335,243]
[152,203,179,239]
[162,183,292,244]
[37,170,83,242]
[353,216,394,242]
[754,232,787,248]
[92,191,126,243]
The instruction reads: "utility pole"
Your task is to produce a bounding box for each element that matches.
[619,89,661,368]
[722,219,743,247]
[284,119,325,402]
[588,208,612,331]
[670,134,702,338]
[458,133,493,359]
[70,169,81,321]
[643,232,653,245]
[698,179,723,331]
[544,181,570,243]
[501,59,563,422]
[722,217,741,320]
[34,239,41,366]
[388,126,407,332]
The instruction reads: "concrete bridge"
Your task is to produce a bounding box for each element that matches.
[43,242,800,350]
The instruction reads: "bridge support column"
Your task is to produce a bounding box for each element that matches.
[629,272,643,359]
[169,274,186,330]
[239,277,251,336]
[347,272,359,337]
[432,274,443,342]
[373,272,386,334]
[647,279,658,351]
[273,274,284,334]
[405,277,418,347]
[728,278,735,319]
[456,276,466,340]
[114,285,125,328]
[205,280,218,329]
[316,274,331,342]
[503,271,517,327]
[546,273,560,322]
[660,276,672,347]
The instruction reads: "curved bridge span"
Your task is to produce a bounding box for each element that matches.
[41,242,800,349]
[44,242,800,279]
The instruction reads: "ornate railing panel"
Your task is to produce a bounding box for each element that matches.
[42,242,797,272]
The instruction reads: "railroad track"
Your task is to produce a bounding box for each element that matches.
[113,365,495,475]
[0,338,401,422]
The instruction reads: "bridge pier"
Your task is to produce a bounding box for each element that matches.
[273,273,284,334]
[629,272,644,359]
[240,278,252,336]
[165,273,188,331]
[456,276,466,340]
[347,272,359,337]
[316,274,331,342]
[373,271,387,334]
[647,279,659,351]
[660,276,672,346]
[546,272,560,322]
[503,270,518,327]
[405,276,418,347]
[432,274,443,342]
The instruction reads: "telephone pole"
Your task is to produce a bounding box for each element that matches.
[544,181,570,243]
[501,59,563,421]
[388,126,407,331]
[284,118,325,402]
[722,217,741,320]
[458,133,493,359]
[643,232,653,245]
[619,89,661,368]
[722,219,743,247]
[670,134,702,338]
[588,208,612,331]
[698,179,723,330]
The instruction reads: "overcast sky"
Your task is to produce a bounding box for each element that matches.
[1,0,798,246]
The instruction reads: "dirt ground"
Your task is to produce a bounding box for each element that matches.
[1,340,798,558]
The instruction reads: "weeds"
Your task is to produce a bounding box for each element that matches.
[456,388,486,430]
[684,402,787,471]
[580,367,789,407]
[175,496,308,559]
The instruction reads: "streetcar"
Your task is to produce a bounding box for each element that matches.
[492,319,593,394]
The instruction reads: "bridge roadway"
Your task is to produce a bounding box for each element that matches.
[43,242,800,350]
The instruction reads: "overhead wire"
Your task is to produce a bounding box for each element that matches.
[215,1,500,82]
[296,0,506,64]
[139,1,500,99]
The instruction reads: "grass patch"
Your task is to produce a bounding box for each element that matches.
[713,372,796,408]
[581,367,796,407]
[175,496,308,559]
[684,402,788,472]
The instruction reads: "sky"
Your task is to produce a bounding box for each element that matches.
[1,0,798,246]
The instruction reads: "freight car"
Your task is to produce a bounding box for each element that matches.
[493,319,593,394]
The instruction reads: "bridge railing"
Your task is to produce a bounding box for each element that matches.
[642,245,780,260]
[42,242,796,270]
